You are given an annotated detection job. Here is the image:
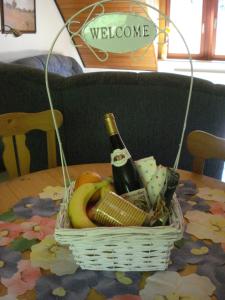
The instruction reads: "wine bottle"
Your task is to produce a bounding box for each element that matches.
[104,113,144,196]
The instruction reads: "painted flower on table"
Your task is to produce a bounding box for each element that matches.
[91,271,141,299]
[175,180,204,214]
[169,234,225,271]
[197,262,225,300]
[0,296,18,300]
[35,272,90,300]
[20,216,55,240]
[39,186,65,201]
[139,271,215,300]
[0,248,21,278]
[191,196,210,212]
[108,295,141,300]
[178,196,210,214]
[176,197,193,214]
[1,259,41,296]
[185,210,225,243]
[30,235,78,276]
[176,180,197,197]
[13,196,58,219]
[210,202,225,217]
[36,268,141,300]
[197,187,225,203]
[0,222,22,246]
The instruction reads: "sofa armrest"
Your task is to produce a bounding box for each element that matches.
[11,54,83,77]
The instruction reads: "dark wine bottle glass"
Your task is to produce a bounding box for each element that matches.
[104,113,143,195]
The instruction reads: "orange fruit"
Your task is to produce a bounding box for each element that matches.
[75,171,102,202]
[75,171,102,188]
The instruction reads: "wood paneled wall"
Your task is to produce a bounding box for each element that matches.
[55,0,157,70]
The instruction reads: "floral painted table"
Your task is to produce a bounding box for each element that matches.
[0,163,225,300]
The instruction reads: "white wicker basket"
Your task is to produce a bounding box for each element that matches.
[55,184,184,271]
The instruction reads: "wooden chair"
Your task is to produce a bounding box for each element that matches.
[0,110,63,178]
[187,130,225,174]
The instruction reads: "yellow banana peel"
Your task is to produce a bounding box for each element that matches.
[68,177,112,229]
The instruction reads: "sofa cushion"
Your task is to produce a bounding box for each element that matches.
[11,54,83,77]
[0,63,224,180]
[60,71,225,180]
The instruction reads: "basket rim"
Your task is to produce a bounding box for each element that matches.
[55,192,184,237]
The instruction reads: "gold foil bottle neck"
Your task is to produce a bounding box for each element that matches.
[104,113,119,136]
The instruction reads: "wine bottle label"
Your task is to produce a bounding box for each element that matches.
[111,148,131,167]
[122,188,150,212]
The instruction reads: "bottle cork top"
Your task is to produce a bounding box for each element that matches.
[104,113,118,136]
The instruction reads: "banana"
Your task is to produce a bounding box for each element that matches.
[68,178,112,228]
[86,183,115,222]
[100,182,115,200]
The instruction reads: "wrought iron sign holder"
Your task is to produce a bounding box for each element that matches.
[44,0,194,198]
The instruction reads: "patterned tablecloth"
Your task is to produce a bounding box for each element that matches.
[0,180,225,300]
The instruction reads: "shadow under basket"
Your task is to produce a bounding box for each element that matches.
[55,185,184,271]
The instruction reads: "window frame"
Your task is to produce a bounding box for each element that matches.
[166,0,225,60]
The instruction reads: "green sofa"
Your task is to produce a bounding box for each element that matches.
[0,57,225,180]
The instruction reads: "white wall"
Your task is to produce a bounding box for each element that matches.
[0,0,83,67]
[158,60,225,85]
[1,1,225,84]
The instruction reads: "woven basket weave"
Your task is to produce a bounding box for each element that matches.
[55,183,184,271]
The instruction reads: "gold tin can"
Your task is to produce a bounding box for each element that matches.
[92,192,148,226]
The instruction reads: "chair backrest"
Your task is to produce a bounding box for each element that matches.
[0,110,63,178]
[187,130,225,174]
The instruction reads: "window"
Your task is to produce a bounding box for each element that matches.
[166,0,225,60]
[215,0,225,56]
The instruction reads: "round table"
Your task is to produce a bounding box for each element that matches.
[0,164,224,300]
[0,163,224,213]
